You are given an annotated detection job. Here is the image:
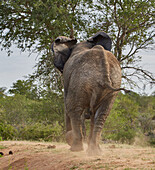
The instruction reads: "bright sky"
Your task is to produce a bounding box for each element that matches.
[0,46,37,89]
[0,46,154,95]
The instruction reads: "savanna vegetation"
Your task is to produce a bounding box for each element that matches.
[0,0,154,146]
[0,82,154,146]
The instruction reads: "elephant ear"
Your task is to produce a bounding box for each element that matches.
[55,36,77,44]
[87,32,112,51]
[52,36,77,53]
[52,36,77,73]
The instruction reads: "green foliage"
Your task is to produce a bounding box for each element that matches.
[0,121,17,140]
[0,0,91,55]
[0,81,154,144]
[88,0,155,88]
[9,80,39,100]
[0,83,64,125]
[149,137,155,147]
[0,81,64,141]
[17,122,64,142]
[0,0,93,92]
[0,87,7,98]
[92,0,154,60]
[0,0,83,53]
[102,93,139,143]
[102,93,155,144]
[0,95,30,125]
[126,92,155,135]
[0,1,154,145]
[0,0,154,92]
[27,93,64,124]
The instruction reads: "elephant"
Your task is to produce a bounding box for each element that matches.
[52,31,126,155]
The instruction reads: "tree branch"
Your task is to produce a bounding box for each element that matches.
[121,33,155,62]
[122,66,155,81]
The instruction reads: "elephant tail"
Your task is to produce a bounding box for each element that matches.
[105,82,131,93]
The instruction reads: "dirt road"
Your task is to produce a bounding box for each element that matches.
[0,141,154,170]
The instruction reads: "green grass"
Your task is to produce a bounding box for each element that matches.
[0,145,7,149]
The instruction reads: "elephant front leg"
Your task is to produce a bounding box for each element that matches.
[69,111,84,152]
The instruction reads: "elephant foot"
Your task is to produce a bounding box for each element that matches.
[70,145,84,152]
[66,130,73,146]
[87,144,102,156]
[70,143,84,152]
[66,131,83,152]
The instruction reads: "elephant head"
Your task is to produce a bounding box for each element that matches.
[52,32,112,73]
[51,36,77,73]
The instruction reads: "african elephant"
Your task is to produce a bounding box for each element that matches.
[52,32,123,155]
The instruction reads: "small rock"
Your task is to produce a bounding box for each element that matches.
[94,158,101,161]
[9,151,13,155]
[109,145,116,149]
[47,145,56,149]
[0,152,4,156]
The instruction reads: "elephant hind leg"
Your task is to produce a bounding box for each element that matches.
[88,112,95,145]
[65,113,72,132]
[65,103,75,146]
[69,108,84,152]
[87,95,117,156]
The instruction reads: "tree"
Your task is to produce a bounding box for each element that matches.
[0,0,89,53]
[0,0,92,92]
[9,80,39,99]
[88,0,155,89]
[0,87,7,98]
[0,0,154,92]
[7,79,65,124]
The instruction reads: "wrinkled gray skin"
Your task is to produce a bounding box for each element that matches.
[52,32,122,155]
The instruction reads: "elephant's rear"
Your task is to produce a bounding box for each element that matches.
[53,32,122,154]
[63,45,121,112]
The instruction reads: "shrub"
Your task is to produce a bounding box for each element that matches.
[17,121,64,142]
[0,121,17,140]
[101,93,139,144]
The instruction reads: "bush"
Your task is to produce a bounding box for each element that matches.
[149,137,155,147]
[101,93,139,144]
[17,122,64,142]
[0,85,154,145]
[133,131,151,147]
[0,121,17,140]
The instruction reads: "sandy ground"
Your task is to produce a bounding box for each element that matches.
[0,141,155,170]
